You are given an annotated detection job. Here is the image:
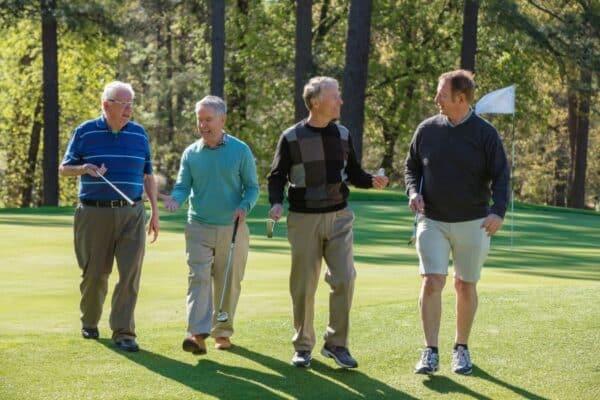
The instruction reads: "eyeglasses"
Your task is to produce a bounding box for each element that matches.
[108,99,135,107]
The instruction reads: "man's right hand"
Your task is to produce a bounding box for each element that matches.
[269,203,284,221]
[409,193,425,214]
[83,163,107,177]
[158,193,179,212]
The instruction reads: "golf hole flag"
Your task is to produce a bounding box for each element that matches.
[475,85,515,115]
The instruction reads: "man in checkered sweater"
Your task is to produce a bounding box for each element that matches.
[268,76,388,369]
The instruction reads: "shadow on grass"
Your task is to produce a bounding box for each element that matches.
[97,340,416,399]
[421,365,548,400]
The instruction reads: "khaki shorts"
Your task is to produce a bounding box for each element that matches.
[416,217,490,282]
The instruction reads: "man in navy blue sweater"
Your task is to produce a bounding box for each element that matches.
[405,70,509,375]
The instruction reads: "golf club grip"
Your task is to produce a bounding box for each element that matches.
[231,218,239,243]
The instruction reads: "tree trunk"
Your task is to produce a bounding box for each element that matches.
[340,0,372,162]
[294,0,313,122]
[227,0,249,135]
[210,0,225,98]
[566,79,578,189]
[568,67,591,208]
[165,18,175,142]
[21,99,43,207]
[460,0,479,72]
[41,0,59,206]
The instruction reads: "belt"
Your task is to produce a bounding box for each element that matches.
[81,198,142,208]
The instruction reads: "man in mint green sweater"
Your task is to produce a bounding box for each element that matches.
[161,96,259,355]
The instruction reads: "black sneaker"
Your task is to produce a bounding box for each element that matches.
[291,350,312,368]
[115,338,139,352]
[81,327,99,339]
[321,344,358,369]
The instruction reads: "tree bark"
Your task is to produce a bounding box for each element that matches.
[210,0,225,98]
[460,0,479,72]
[294,0,313,122]
[41,0,59,206]
[21,99,43,207]
[340,0,372,162]
[568,67,591,208]
[228,0,249,133]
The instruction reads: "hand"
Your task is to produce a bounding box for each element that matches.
[481,213,503,236]
[158,193,179,212]
[409,193,425,213]
[269,203,284,221]
[83,163,107,177]
[372,175,388,189]
[147,212,159,243]
[233,208,246,222]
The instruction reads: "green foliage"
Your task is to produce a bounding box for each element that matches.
[0,0,597,208]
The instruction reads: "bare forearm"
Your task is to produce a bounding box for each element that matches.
[59,164,86,177]
[144,174,159,213]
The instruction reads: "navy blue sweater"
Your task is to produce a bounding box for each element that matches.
[404,113,510,222]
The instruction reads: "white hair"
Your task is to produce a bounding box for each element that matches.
[195,95,227,115]
[303,76,339,110]
[102,81,134,101]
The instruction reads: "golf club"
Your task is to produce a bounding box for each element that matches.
[216,218,240,323]
[98,173,135,205]
[408,176,424,246]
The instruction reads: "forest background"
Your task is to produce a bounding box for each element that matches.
[0,0,598,210]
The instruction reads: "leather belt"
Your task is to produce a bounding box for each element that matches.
[81,198,142,208]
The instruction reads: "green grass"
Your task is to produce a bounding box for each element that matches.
[1,196,599,399]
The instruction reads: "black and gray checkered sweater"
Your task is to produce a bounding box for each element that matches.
[268,121,373,213]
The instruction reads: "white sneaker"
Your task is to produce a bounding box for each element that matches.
[452,345,473,375]
[414,348,439,374]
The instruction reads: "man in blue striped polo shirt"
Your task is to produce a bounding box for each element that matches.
[59,81,159,352]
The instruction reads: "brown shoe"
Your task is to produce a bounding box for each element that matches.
[215,337,232,350]
[182,335,207,355]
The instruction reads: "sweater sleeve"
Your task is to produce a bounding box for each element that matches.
[267,134,291,205]
[170,149,192,206]
[345,134,373,188]
[238,145,260,213]
[485,128,510,218]
[404,128,423,197]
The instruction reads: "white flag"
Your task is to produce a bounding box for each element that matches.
[475,85,515,115]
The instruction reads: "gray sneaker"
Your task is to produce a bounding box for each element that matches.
[291,350,312,368]
[321,344,358,368]
[452,345,473,375]
[414,348,439,374]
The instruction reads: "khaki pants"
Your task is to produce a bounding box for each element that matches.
[74,202,146,341]
[287,208,356,351]
[185,220,249,338]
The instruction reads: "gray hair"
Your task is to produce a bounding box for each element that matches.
[102,81,134,101]
[303,76,338,111]
[195,95,227,115]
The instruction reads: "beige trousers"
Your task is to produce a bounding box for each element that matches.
[286,208,356,351]
[74,202,146,341]
[185,220,249,338]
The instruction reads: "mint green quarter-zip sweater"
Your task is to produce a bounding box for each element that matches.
[171,134,259,225]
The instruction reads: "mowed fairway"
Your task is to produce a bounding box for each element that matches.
[1,191,599,400]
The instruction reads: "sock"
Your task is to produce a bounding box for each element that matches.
[454,343,468,350]
[426,346,439,354]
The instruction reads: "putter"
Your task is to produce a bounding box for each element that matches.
[216,218,240,323]
[98,173,135,205]
[408,176,424,246]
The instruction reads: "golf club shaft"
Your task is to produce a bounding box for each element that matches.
[217,218,240,315]
[98,174,135,205]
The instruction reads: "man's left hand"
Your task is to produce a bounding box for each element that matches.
[372,175,389,189]
[481,213,503,236]
[233,208,246,223]
[147,212,159,243]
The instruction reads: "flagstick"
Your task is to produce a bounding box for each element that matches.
[511,113,515,251]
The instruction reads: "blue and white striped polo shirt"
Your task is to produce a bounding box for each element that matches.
[61,116,153,201]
